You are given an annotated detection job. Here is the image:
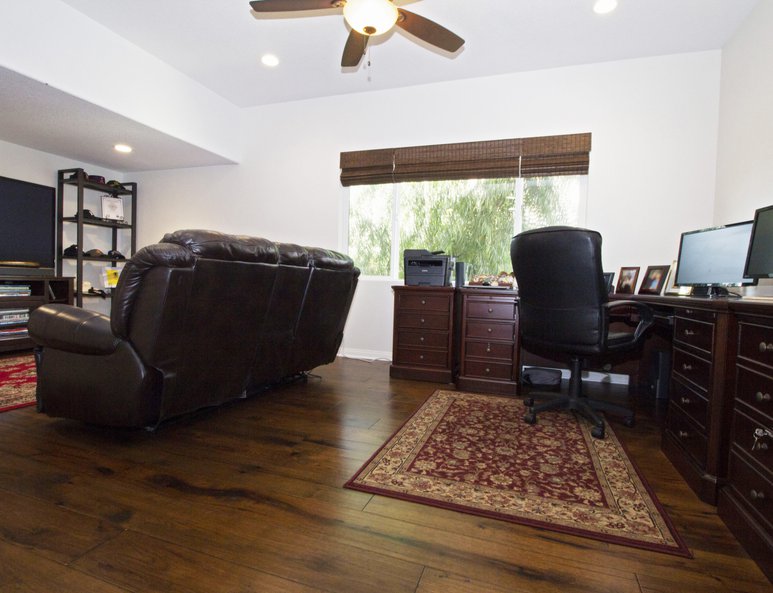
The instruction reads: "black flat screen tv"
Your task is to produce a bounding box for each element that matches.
[0,175,56,277]
[744,204,773,279]
[674,220,756,298]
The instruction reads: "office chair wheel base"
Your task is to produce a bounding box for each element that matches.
[523,411,537,425]
[591,424,605,439]
[523,397,534,407]
[622,416,635,428]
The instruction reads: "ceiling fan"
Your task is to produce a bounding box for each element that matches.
[248,0,465,68]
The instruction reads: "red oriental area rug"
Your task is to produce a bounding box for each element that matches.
[346,389,690,557]
[0,355,37,413]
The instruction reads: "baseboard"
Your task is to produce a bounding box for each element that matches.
[337,348,392,362]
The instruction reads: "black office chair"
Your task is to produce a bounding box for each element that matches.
[510,226,654,439]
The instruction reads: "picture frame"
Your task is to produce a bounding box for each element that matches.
[101,196,124,221]
[603,272,615,294]
[663,260,680,295]
[615,266,640,294]
[638,265,670,295]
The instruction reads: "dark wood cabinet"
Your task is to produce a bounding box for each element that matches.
[390,286,455,383]
[455,287,519,395]
[57,168,137,307]
[718,305,773,581]
[0,276,74,353]
[661,303,735,505]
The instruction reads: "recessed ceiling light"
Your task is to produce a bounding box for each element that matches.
[114,143,132,153]
[593,0,618,14]
[261,54,280,68]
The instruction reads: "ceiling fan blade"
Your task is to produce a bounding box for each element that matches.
[341,29,369,67]
[396,9,464,53]
[249,0,341,13]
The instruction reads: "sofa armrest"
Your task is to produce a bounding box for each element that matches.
[28,304,121,355]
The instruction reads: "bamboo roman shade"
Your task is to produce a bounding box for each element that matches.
[340,133,591,186]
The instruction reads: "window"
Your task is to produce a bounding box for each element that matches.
[348,175,586,278]
[341,133,591,279]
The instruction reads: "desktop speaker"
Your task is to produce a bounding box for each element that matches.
[455,262,466,287]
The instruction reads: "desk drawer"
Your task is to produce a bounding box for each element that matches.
[728,450,773,531]
[463,360,514,381]
[397,330,449,350]
[736,364,773,417]
[464,340,514,361]
[674,316,714,354]
[672,348,711,393]
[394,347,449,368]
[732,407,773,475]
[738,321,773,371]
[398,293,451,313]
[670,377,708,430]
[666,405,708,467]
[467,300,516,321]
[466,321,515,341]
[397,312,450,331]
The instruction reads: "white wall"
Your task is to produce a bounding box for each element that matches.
[715,0,773,222]
[131,51,723,358]
[714,0,773,297]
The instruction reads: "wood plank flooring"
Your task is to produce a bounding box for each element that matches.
[0,357,770,592]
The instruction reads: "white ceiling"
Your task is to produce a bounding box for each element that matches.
[0,0,761,172]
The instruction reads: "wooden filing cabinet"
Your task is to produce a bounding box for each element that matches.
[718,307,773,581]
[390,286,455,383]
[662,305,735,504]
[455,287,519,395]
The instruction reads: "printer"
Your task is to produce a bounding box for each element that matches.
[404,249,455,286]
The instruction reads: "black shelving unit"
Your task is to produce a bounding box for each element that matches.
[56,168,137,307]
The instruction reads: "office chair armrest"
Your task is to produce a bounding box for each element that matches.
[604,300,655,343]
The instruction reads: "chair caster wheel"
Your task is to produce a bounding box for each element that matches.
[523,397,534,407]
[523,411,537,425]
[622,416,635,428]
[591,425,605,439]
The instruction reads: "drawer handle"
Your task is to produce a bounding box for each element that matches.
[488,307,494,313]
[485,367,490,374]
[486,343,491,353]
[421,299,426,305]
[677,430,690,439]
[419,355,424,360]
[760,341,773,353]
[750,489,766,501]
[681,363,693,371]
[420,318,425,324]
[419,336,425,342]
[683,329,695,336]
[487,327,493,333]
[680,397,691,405]
[756,391,771,402]
[752,427,773,452]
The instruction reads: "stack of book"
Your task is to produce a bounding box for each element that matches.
[0,284,32,297]
[0,308,30,340]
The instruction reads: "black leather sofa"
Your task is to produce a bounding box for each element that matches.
[28,229,359,428]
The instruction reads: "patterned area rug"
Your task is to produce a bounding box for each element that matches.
[0,355,37,413]
[346,389,690,557]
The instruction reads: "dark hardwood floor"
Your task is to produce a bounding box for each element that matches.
[0,356,770,592]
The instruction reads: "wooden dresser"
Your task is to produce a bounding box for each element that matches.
[718,303,773,581]
[390,286,455,383]
[455,287,519,395]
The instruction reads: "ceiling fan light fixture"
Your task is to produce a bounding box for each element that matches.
[343,0,398,36]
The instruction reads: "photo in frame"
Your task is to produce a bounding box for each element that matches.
[101,196,124,221]
[603,272,615,294]
[638,265,670,295]
[615,267,640,294]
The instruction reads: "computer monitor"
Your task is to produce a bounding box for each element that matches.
[674,220,757,297]
[744,204,773,279]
